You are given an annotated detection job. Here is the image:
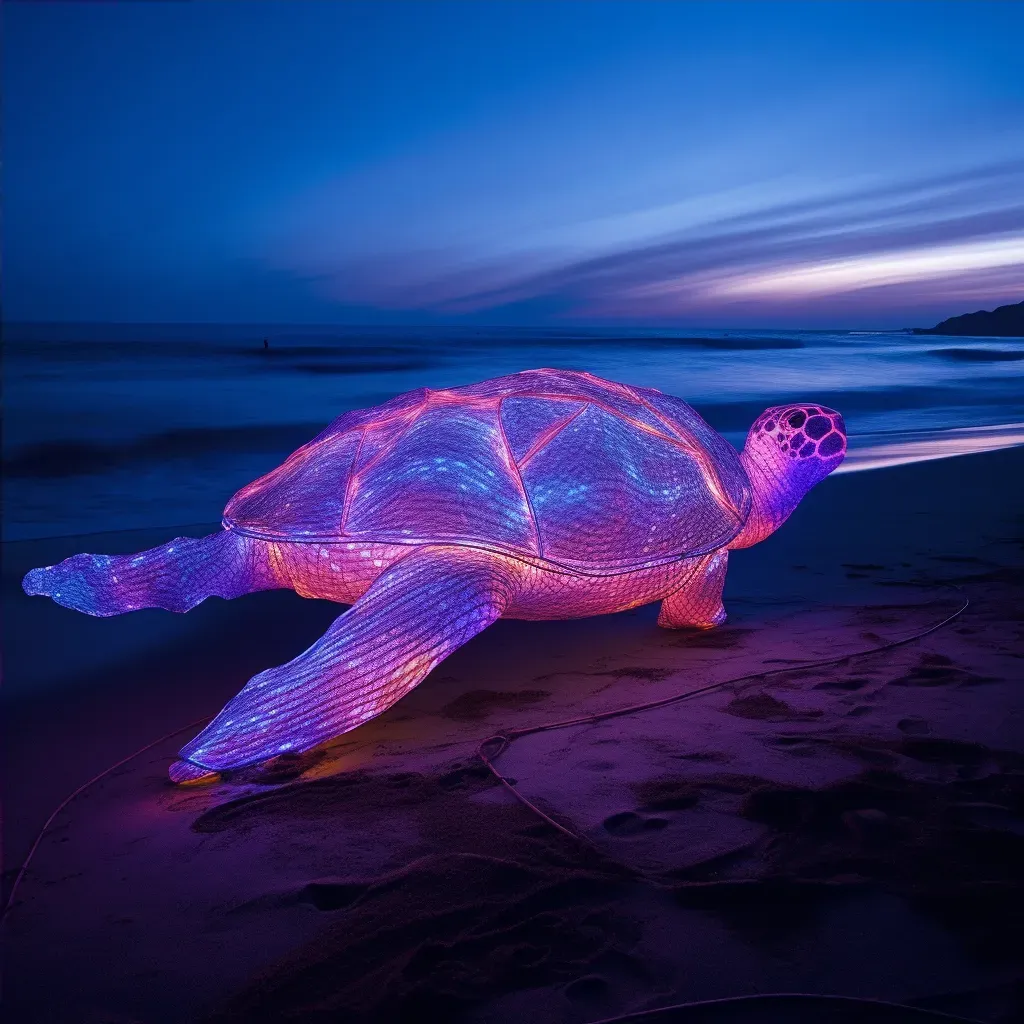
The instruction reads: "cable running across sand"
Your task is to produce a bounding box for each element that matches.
[2,587,966,925]
[478,586,969,853]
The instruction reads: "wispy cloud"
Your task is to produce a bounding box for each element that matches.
[704,236,1024,300]
[276,158,1024,325]
[9,1,1023,323]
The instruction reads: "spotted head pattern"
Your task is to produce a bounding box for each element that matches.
[753,405,847,464]
[730,403,847,549]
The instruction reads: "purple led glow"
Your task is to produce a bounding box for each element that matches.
[22,369,846,781]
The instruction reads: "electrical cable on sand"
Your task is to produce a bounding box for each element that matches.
[2,585,974,1024]
[477,586,981,1024]
[585,991,985,1023]
[2,588,968,916]
[479,585,968,849]
[0,714,214,921]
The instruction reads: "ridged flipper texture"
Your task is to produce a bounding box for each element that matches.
[175,545,519,773]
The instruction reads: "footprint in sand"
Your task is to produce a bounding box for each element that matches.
[440,688,551,720]
[438,762,493,790]
[603,777,701,834]
[900,737,991,765]
[897,716,930,735]
[889,652,992,687]
[602,811,669,836]
[813,676,872,691]
[724,692,822,721]
[301,878,370,911]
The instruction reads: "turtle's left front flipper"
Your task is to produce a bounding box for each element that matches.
[170,545,521,782]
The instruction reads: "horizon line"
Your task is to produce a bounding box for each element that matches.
[2,318,928,333]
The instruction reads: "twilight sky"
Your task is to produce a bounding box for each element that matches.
[4,1,1023,329]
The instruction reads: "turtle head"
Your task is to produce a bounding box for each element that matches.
[732,404,846,548]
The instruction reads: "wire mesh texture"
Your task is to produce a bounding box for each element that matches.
[22,369,846,780]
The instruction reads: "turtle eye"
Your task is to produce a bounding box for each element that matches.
[787,411,806,428]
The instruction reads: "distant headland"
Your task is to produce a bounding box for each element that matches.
[909,299,1024,337]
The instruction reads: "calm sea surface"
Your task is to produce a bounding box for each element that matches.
[4,323,1023,541]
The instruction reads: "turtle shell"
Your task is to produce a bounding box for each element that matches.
[223,369,751,574]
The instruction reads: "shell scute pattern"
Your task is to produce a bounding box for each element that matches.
[633,387,751,522]
[310,386,429,445]
[461,369,674,439]
[344,402,538,553]
[521,403,738,568]
[224,429,360,540]
[224,370,751,571]
[499,396,586,463]
[352,407,423,475]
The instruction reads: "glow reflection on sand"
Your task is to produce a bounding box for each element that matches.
[836,422,1024,474]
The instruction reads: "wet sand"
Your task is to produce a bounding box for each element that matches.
[3,445,1023,1023]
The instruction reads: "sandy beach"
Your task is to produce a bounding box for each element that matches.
[3,443,1023,1024]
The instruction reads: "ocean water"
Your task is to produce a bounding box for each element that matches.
[4,322,1023,541]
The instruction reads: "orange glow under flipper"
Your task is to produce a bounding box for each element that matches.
[168,759,219,784]
[173,546,522,777]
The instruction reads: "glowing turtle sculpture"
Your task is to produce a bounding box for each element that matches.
[23,369,846,782]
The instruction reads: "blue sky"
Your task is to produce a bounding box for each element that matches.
[4,0,1023,328]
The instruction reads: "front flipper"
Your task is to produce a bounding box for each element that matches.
[170,545,522,782]
[658,550,729,629]
[22,530,281,617]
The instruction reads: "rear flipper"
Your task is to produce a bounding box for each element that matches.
[170,545,521,782]
[22,530,280,617]
[658,550,728,629]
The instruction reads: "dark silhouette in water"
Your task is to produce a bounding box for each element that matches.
[263,338,269,350]
[911,299,1024,337]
